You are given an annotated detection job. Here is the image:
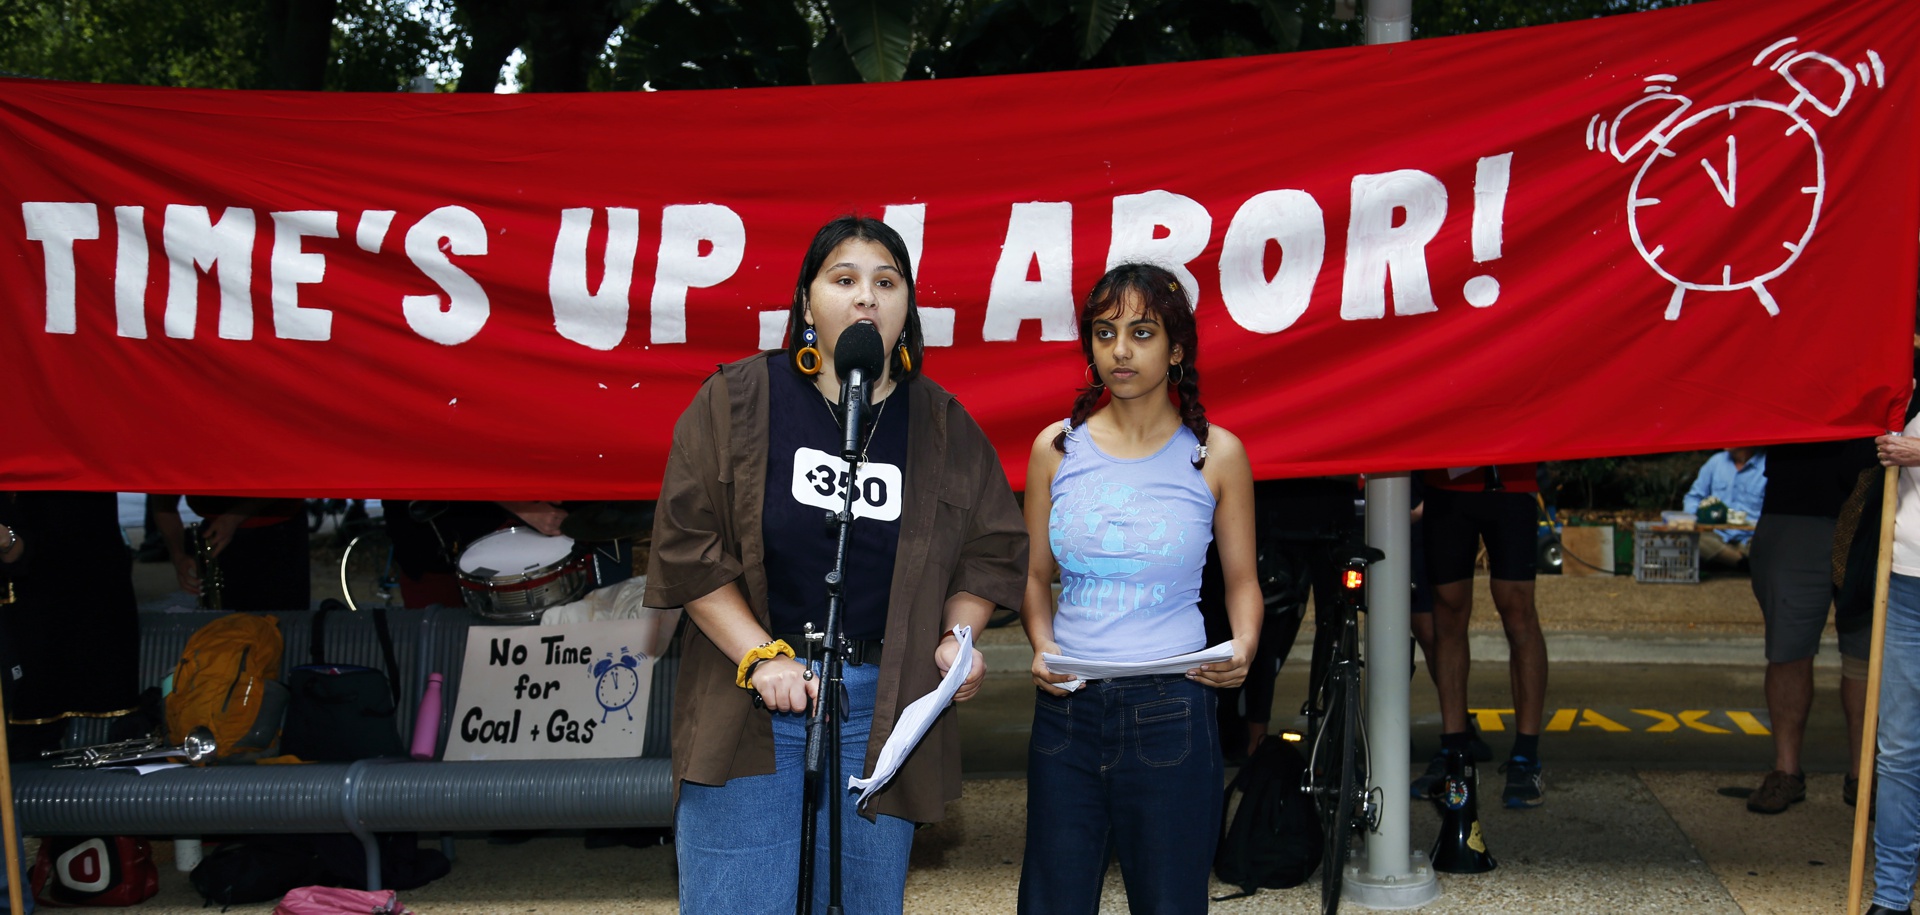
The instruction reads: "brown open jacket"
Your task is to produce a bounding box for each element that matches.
[644,352,1028,823]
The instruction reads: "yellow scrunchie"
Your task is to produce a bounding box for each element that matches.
[735,640,795,689]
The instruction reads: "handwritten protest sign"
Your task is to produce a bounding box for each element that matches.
[444,617,654,761]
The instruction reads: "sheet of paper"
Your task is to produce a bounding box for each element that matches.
[849,626,974,806]
[1041,641,1235,680]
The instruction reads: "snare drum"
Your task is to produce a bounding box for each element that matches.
[455,527,592,623]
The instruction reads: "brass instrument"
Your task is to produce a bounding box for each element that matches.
[42,727,216,769]
[188,522,224,610]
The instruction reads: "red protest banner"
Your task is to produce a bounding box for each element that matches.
[3,0,1917,498]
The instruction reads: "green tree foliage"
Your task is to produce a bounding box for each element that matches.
[600,0,1688,89]
[596,0,814,91]
[452,0,629,92]
[0,0,258,87]
[0,0,1698,94]
[1411,0,1690,38]
[329,0,459,91]
[0,0,456,91]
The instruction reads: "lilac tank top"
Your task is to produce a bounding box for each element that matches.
[1047,419,1215,663]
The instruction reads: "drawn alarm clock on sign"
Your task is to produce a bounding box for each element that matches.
[592,647,645,723]
[1586,39,1886,320]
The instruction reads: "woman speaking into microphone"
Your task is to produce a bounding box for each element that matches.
[646,215,1028,915]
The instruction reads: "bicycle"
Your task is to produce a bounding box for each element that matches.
[337,526,401,611]
[1299,542,1385,915]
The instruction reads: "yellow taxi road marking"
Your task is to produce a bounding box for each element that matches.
[1546,708,1631,732]
[1630,709,1732,734]
[1468,707,1769,735]
[1725,710,1771,735]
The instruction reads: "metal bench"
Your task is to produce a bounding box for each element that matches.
[11,606,676,890]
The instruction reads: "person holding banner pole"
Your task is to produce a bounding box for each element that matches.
[1018,263,1259,914]
[644,215,1027,915]
[1863,398,1920,915]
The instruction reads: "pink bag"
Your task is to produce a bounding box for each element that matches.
[272,885,412,914]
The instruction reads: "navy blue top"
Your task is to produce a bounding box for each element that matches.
[762,355,909,642]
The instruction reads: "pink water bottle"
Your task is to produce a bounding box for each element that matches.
[411,673,445,760]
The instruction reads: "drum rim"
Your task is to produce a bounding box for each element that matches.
[455,526,589,589]
[457,558,590,592]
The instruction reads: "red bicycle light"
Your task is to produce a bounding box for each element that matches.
[1343,569,1365,590]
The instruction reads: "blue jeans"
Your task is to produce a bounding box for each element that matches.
[1873,572,1920,909]
[1019,675,1222,915]
[676,661,914,915]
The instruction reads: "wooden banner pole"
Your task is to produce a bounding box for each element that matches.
[1848,464,1899,915]
[0,689,27,915]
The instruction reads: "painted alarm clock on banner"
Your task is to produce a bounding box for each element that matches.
[1588,39,1885,320]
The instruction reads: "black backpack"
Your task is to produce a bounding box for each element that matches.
[189,838,329,908]
[1213,735,1323,898]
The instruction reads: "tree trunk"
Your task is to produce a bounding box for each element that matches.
[453,0,528,92]
[524,0,622,92]
[258,0,339,90]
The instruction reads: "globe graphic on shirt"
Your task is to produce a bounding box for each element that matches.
[1050,476,1192,619]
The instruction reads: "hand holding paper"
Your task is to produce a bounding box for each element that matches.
[849,626,974,806]
[1040,641,1236,681]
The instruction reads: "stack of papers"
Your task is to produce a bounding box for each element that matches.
[1041,641,1235,689]
[849,626,975,806]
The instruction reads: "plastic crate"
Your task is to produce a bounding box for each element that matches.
[1633,523,1700,584]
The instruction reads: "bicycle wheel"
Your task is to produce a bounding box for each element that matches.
[338,529,398,612]
[1318,664,1363,915]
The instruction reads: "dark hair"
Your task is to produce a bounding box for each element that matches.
[1053,262,1209,467]
[783,215,923,383]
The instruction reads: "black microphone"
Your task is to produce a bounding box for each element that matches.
[834,322,887,461]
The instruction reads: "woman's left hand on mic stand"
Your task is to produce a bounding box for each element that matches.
[752,656,817,713]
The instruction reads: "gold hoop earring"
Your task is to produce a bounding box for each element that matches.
[795,325,822,376]
[1170,363,1185,385]
[897,342,913,374]
[1085,363,1104,388]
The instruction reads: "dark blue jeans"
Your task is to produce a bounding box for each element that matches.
[1019,675,1222,915]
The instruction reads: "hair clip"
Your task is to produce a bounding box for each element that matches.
[1169,281,1179,292]
[1194,444,1208,461]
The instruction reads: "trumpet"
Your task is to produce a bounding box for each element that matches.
[42,727,217,769]
[188,522,224,610]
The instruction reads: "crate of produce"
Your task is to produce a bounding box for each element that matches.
[1633,523,1699,584]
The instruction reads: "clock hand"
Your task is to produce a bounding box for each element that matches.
[1700,134,1737,207]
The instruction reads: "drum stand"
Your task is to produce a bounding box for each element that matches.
[795,443,866,915]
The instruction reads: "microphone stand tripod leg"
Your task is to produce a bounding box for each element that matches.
[799,652,825,915]
[827,660,846,915]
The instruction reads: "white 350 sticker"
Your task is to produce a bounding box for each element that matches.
[789,446,903,522]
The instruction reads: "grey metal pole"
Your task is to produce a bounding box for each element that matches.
[1366,0,1411,43]
[1343,2,1438,909]
[1349,473,1438,908]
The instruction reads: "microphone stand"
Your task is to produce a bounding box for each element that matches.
[797,367,871,915]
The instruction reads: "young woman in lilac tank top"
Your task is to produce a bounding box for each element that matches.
[1017,263,1264,914]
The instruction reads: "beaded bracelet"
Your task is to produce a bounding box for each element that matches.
[735,639,795,689]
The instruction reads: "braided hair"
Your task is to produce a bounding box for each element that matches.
[1052,263,1210,468]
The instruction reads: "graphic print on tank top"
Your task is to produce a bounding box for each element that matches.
[1052,475,1194,620]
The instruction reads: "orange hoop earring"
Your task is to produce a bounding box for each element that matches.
[897,343,913,374]
[1084,363,1104,388]
[1170,363,1185,385]
[795,325,822,376]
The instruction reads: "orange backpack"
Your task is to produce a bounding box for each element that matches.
[164,614,287,761]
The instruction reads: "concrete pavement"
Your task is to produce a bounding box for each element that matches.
[104,549,1885,912]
